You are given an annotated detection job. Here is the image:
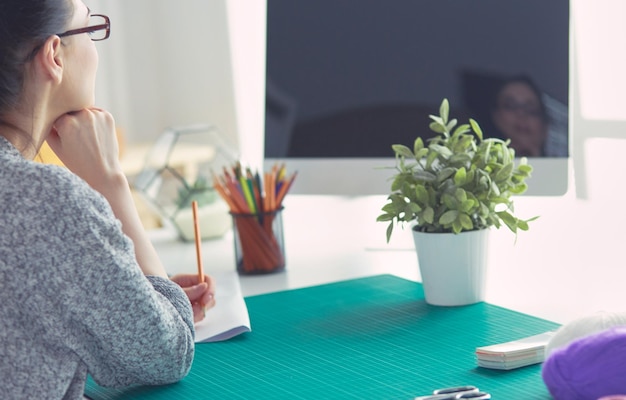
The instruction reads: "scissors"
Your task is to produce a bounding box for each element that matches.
[414,385,491,400]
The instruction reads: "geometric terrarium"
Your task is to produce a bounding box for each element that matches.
[133,124,238,241]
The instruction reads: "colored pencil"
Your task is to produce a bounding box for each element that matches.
[191,200,205,283]
[212,162,297,274]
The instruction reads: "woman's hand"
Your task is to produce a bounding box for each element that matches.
[170,274,216,323]
[47,108,122,192]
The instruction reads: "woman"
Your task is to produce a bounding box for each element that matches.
[490,76,550,157]
[0,0,215,398]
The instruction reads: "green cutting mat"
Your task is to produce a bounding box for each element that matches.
[85,274,559,399]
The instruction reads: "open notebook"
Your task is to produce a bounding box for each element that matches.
[194,271,250,342]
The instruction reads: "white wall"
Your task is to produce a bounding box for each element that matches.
[570,0,626,199]
[91,0,241,153]
[574,0,626,121]
[224,0,265,167]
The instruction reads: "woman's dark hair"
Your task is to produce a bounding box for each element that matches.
[0,0,73,120]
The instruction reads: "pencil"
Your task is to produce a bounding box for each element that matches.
[191,200,205,283]
[275,171,298,207]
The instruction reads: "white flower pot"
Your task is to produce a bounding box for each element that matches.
[412,228,489,306]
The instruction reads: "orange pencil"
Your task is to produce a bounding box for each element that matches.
[212,175,239,212]
[275,171,297,207]
[264,172,272,212]
[269,170,277,211]
[191,200,205,283]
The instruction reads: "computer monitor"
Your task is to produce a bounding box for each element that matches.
[263,0,570,196]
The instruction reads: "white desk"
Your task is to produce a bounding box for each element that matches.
[153,193,626,326]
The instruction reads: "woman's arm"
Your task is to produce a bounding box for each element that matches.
[47,108,215,322]
[19,165,197,386]
[47,108,168,277]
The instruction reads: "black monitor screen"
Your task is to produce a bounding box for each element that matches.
[264,0,570,160]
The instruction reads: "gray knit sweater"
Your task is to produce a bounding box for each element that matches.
[0,137,195,399]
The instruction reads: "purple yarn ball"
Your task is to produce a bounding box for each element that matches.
[542,327,626,400]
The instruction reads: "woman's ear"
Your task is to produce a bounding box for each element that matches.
[35,35,64,84]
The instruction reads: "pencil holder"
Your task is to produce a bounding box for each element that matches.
[231,207,285,275]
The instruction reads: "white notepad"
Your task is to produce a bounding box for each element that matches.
[475,331,556,370]
[194,271,251,343]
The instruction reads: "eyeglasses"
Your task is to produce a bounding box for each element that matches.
[57,14,110,42]
[498,99,544,120]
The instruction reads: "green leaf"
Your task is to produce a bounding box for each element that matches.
[465,168,476,185]
[490,181,501,196]
[497,211,518,232]
[439,210,458,225]
[455,188,467,202]
[502,145,512,165]
[376,213,394,222]
[413,137,424,154]
[391,176,403,192]
[429,121,446,134]
[452,123,471,137]
[422,207,435,224]
[440,98,450,123]
[453,135,474,153]
[494,162,514,182]
[415,148,429,160]
[459,213,473,230]
[481,140,492,161]
[437,167,456,183]
[509,183,528,194]
[388,193,406,206]
[385,223,393,243]
[443,191,457,207]
[449,153,472,165]
[380,203,397,214]
[452,220,463,234]
[414,170,437,182]
[517,164,533,174]
[425,150,439,169]
[392,144,414,158]
[415,185,429,204]
[429,115,444,125]
[430,144,453,158]
[407,202,422,213]
[445,118,458,133]
[469,118,483,141]
[460,199,475,213]
[454,167,467,185]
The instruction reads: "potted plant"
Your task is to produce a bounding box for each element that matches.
[377,98,536,306]
[172,176,231,242]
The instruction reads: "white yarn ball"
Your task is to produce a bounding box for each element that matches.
[546,311,626,356]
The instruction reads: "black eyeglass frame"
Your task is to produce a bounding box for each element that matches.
[57,14,110,41]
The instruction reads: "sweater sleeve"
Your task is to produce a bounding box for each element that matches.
[17,167,195,388]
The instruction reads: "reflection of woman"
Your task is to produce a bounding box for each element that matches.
[490,76,549,157]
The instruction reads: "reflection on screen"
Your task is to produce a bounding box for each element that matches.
[264,0,569,160]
